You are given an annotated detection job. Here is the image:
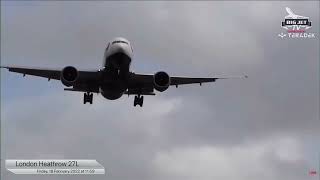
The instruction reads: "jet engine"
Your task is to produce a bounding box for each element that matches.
[61,66,79,87]
[153,71,170,92]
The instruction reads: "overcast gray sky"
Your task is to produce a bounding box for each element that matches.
[1,1,319,180]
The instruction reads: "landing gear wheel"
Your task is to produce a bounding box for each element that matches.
[134,96,138,107]
[89,93,93,104]
[83,92,93,104]
[134,95,144,107]
[139,96,144,107]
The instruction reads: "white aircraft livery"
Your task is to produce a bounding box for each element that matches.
[1,37,246,107]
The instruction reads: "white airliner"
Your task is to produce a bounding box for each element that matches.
[285,7,308,19]
[1,37,246,107]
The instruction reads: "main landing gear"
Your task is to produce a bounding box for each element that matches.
[134,95,144,107]
[83,92,93,104]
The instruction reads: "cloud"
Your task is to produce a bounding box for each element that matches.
[1,89,314,180]
[153,137,307,180]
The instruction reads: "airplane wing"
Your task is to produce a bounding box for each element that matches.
[1,66,247,95]
[0,66,101,92]
[127,73,247,95]
[0,66,61,80]
[170,76,229,86]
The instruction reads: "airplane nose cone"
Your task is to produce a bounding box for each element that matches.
[112,43,132,57]
[116,44,127,53]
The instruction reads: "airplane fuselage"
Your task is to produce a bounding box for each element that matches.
[100,37,133,100]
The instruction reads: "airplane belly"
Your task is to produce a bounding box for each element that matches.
[100,80,127,100]
[101,90,122,100]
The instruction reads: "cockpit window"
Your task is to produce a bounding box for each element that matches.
[112,40,128,45]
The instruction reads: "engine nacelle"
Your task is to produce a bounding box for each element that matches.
[153,71,170,92]
[61,66,79,87]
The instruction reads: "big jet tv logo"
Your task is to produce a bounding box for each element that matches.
[278,7,316,39]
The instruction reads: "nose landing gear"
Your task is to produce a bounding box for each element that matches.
[84,92,93,104]
[134,95,144,107]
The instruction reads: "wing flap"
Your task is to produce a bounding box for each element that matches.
[170,75,247,86]
[124,91,155,96]
[64,87,99,93]
[170,77,218,85]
